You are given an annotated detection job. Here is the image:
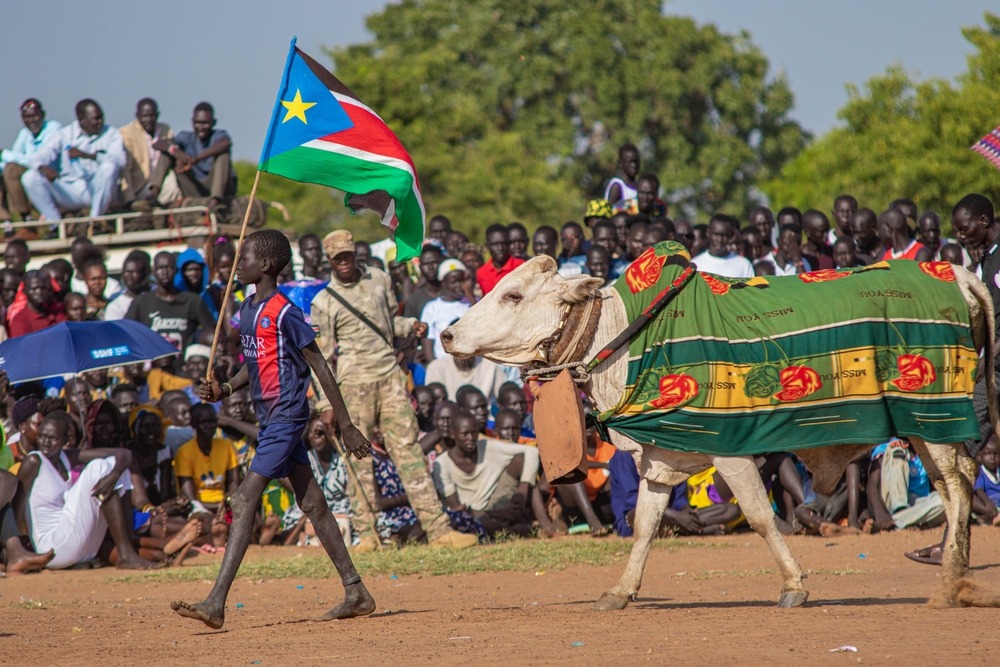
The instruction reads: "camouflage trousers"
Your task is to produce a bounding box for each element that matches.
[340,369,450,540]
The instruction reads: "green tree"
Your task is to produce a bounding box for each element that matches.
[763,13,1000,228]
[307,0,806,238]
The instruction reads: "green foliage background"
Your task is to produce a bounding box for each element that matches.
[237,0,806,241]
[762,13,1000,233]
[236,4,1000,242]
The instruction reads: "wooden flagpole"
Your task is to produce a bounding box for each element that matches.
[206,170,261,384]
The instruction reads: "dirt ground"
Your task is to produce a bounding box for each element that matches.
[2,527,1000,666]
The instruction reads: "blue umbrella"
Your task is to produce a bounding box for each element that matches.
[0,320,179,383]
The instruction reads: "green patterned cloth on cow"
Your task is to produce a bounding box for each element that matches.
[596,241,980,455]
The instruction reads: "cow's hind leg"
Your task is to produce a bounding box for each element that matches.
[910,439,1000,608]
[712,456,808,608]
[594,477,671,611]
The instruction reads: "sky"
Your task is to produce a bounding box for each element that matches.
[1,1,994,161]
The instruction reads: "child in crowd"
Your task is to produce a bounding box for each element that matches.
[973,435,1000,525]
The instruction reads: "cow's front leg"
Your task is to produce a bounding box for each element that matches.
[712,456,808,608]
[594,477,671,611]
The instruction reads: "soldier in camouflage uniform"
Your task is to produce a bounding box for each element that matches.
[310,230,477,552]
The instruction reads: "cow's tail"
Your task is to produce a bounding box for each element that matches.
[967,274,1000,443]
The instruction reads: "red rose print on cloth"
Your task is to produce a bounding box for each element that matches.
[918,261,956,283]
[624,247,667,294]
[773,365,823,402]
[798,269,851,284]
[701,273,730,295]
[890,354,937,391]
[650,373,700,408]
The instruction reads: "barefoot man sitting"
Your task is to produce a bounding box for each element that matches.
[171,229,376,629]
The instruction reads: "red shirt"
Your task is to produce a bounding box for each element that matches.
[882,239,928,261]
[8,303,65,338]
[476,256,526,295]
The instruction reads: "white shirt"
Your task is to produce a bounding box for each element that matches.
[102,291,135,321]
[757,251,811,276]
[29,121,126,181]
[425,355,509,404]
[691,251,754,279]
[421,297,471,359]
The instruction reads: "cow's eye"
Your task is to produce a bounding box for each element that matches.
[502,292,523,305]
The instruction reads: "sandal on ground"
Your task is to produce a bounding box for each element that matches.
[904,544,943,566]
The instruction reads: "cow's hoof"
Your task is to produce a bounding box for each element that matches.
[594,592,630,611]
[776,589,808,608]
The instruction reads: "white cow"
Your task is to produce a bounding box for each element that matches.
[441,254,1000,609]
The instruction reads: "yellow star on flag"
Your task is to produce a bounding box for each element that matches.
[280,89,317,124]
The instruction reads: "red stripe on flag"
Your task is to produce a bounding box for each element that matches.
[314,100,416,175]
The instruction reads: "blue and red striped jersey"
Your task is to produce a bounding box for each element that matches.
[240,290,315,425]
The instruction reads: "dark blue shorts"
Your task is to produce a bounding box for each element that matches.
[249,420,310,479]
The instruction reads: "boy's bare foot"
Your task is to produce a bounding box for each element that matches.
[5,548,55,575]
[171,599,225,629]
[316,582,376,622]
[818,521,861,537]
[163,518,202,556]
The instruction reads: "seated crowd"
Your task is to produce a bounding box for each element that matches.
[1,96,236,239]
[0,123,998,576]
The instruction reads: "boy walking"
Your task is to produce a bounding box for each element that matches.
[171,229,375,629]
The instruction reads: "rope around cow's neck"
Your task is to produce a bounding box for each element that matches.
[521,263,698,385]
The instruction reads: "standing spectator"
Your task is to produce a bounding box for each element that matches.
[880,208,930,261]
[757,224,811,275]
[532,226,558,260]
[507,222,530,260]
[151,102,235,212]
[69,239,121,300]
[297,233,329,280]
[917,211,945,261]
[673,219,695,253]
[21,99,125,230]
[311,230,476,552]
[446,231,469,259]
[831,194,858,244]
[81,257,110,319]
[603,143,640,205]
[422,259,472,360]
[477,224,525,295]
[103,250,150,320]
[402,244,443,319]
[801,209,835,270]
[8,270,64,337]
[3,238,29,278]
[125,251,216,355]
[691,215,754,278]
[833,239,864,269]
[891,197,919,227]
[427,214,452,246]
[558,221,588,273]
[851,208,884,265]
[119,97,180,211]
[1,99,62,233]
[749,205,777,251]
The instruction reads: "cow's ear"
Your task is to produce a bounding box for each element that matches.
[561,275,604,304]
[527,255,558,274]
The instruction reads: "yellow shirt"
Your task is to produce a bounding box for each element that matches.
[174,437,238,505]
